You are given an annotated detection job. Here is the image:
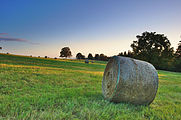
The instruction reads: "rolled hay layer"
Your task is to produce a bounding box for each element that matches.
[102,56,158,105]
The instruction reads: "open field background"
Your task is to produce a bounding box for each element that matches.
[0,53,181,120]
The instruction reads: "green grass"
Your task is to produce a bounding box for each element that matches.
[0,53,181,120]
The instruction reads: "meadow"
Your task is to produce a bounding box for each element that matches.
[0,53,181,120]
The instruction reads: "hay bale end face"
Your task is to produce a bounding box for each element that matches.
[102,56,158,105]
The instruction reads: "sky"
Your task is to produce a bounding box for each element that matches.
[0,0,181,58]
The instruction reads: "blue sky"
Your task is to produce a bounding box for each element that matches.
[0,0,181,57]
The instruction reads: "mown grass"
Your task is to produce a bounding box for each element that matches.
[0,53,181,120]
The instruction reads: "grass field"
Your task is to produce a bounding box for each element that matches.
[0,53,181,120]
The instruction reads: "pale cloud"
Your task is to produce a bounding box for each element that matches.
[0,33,39,44]
[0,33,8,35]
[0,36,27,42]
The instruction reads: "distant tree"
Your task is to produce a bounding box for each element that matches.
[100,54,105,60]
[45,56,48,58]
[131,31,174,69]
[76,53,82,59]
[127,50,133,57]
[118,52,124,56]
[123,51,127,57]
[118,50,133,57]
[76,53,85,59]
[100,54,108,61]
[0,47,2,50]
[88,53,93,60]
[60,47,72,58]
[94,54,100,60]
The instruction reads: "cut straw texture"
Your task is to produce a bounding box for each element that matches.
[102,56,158,105]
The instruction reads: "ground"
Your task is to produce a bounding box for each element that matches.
[0,53,181,120]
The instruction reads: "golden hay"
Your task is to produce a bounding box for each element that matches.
[102,56,158,105]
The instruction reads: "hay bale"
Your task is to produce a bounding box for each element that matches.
[102,56,158,105]
[85,59,89,64]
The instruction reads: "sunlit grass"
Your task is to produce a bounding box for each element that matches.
[0,53,181,119]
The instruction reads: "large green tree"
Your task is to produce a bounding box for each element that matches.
[60,47,72,58]
[131,31,174,69]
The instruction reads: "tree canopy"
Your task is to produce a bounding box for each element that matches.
[88,53,93,60]
[76,53,85,59]
[130,31,174,69]
[100,54,108,61]
[60,47,72,58]
[94,54,100,60]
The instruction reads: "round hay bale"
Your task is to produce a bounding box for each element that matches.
[102,56,158,105]
[85,59,89,64]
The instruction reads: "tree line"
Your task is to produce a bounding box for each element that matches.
[76,53,109,61]
[59,31,181,72]
[118,32,181,72]
[59,47,110,61]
